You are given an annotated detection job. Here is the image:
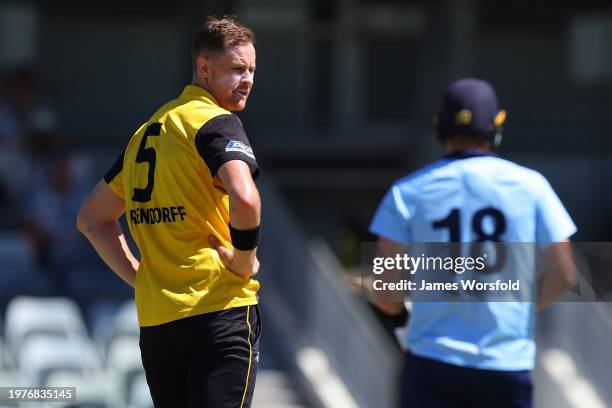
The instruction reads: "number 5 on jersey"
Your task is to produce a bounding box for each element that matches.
[132,123,162,203]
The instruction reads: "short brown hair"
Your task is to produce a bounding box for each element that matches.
[192,16,255,57]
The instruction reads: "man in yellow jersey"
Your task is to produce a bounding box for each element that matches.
[77,16,261,408]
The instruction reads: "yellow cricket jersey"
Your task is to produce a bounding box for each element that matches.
[104,85,260,327]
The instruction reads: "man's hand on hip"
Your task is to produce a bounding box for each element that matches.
[209,235,260,278]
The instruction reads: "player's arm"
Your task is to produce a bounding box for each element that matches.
[369,184,412,315]
[77,180,139,287]
[209,160,260,278]
[374,236,407,316]
[196,114,261,278]
[534,175,578,310]
[537,239,576,310]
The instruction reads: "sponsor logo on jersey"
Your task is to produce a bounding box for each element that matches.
[225,140,255,159]
[129,206,187,225]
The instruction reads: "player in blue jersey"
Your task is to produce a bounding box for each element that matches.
[369,78,577,408]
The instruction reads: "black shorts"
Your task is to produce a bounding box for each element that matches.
[401,352,532,408]
[139,305,261,408]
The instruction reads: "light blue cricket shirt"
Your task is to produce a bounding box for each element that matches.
[370,150,577,370]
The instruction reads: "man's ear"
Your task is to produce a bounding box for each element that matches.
[196,54,211,79]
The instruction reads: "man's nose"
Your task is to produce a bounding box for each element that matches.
[242,72,254,86]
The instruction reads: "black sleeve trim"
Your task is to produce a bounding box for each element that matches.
[104,149,125,183]
[195,114,259,180]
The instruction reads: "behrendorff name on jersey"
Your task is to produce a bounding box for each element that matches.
[373,279,520,292]
[129,206,187,225]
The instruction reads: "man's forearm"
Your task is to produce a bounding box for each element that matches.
[537,274,573,310]
[228,188,260,229]
[537,241,576,310]
[375,237,408,315]
[228,193,260,277]
[214,161,261,277]
[80,220,139,287]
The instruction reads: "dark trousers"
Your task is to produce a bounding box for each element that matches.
[140,305,261,408]
[401,352,532,408]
